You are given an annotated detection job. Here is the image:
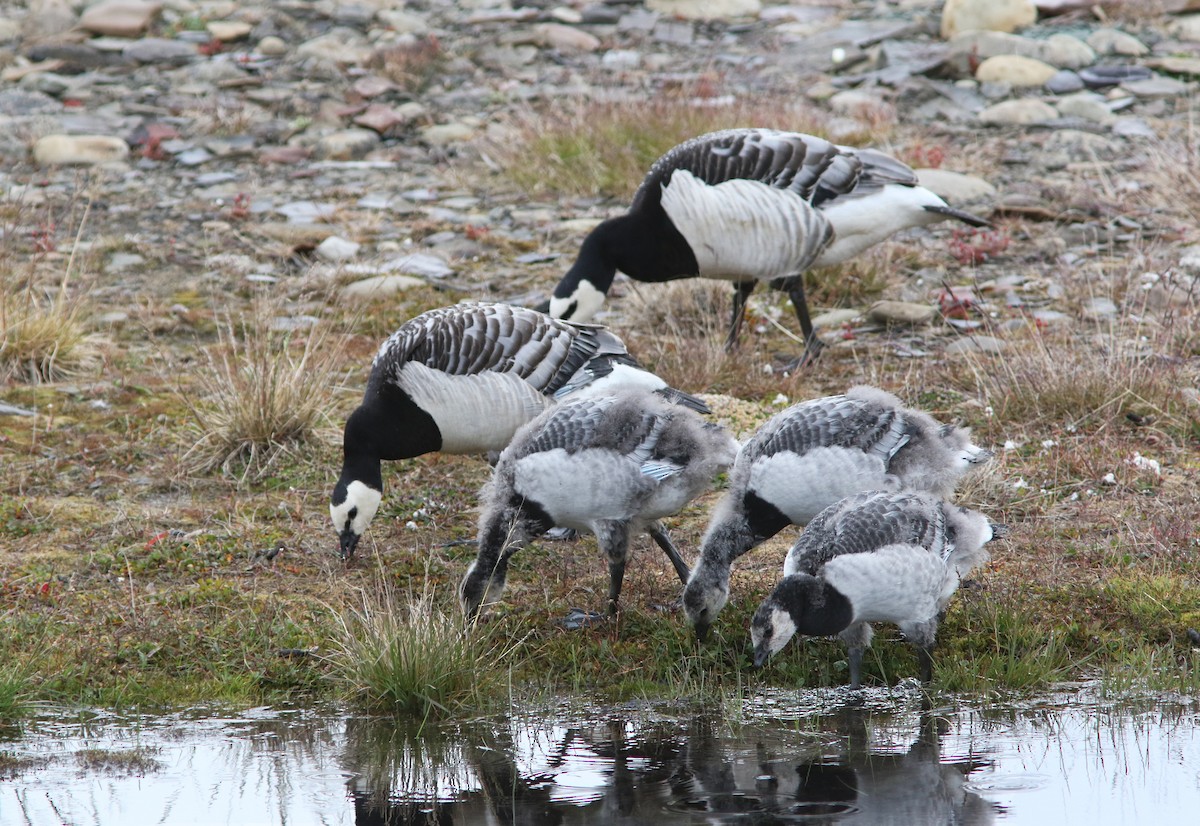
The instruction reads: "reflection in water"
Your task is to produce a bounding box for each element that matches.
[3,689,1198,825]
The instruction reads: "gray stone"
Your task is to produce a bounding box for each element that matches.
[276,201,338,223]
[1081,296,1118,321]
[1046,70,1084,94]
[1055,92,1114,124]
[315,129,380,160]
[915,168,996,202]
[315,236,361,261]
[1120,76,1191,98]
[647,0,761,20]
[79,0,163,37]
[1037,34,1096,70]
[122,37,197,64]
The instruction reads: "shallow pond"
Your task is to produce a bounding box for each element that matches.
[3,684,1198,825]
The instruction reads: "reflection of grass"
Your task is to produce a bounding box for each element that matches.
[75,747,162,776]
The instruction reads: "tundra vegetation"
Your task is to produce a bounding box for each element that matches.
[2,101,1198,719]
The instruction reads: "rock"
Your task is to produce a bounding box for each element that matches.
[1037,34,1095,70]
[33,134,129,165]
[811,308,861,330]
[257,36,287,56]
[1146,57,1200,77]
[22,0,76,41]
[602,49,642,70]
[828,90,895,121]
[315,236,360,261]
[646,0,761,20]
[1170,15,1200,43]
[1079,65,1152,88]
[315,129,379,160]
[1055,92,1114,124]
[945,335,1007,354]
[376,9,430,34]
[123,37,197,64]
[1043,129,1122,161]
[1046,70,1084,94]
[915,168,996,202]
[1120,76,1191,99]
[342,274,426,301]
[1086,28,1149,57]
[533,23,601,52]
[420,122,474,145]
[78,0,163,37]
[975,55,1057,87]
[296,30,372,65]
[978,98,1056,125]
[353,103,415,134]
[940,0,1036,39]
[1081,296,1118,321]
[207,21,253,42]
[866,300,937,326]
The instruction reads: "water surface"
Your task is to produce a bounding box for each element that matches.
[3,684,1197,825]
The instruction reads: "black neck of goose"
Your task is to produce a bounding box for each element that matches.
[775,575,854,637]
[554,219,623,301]
[344,386,442,466]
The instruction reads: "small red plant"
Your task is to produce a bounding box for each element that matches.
[948,228,1010,265]
[938,286,978,319]
[228,192,251,221]
[908,143,945,169]
[30,221,56,253]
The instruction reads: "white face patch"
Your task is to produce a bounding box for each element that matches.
[753,606,798,658]
[550,280,606,322]
[330,480,382,540]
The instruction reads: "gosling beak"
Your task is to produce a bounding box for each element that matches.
[752,646,770,669]
[694,620,711,645]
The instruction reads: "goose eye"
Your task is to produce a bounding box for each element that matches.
[562,301,578,320]
[347,506,358,520]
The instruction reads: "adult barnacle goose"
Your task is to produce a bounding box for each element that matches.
[546,128,990,364]
[750,489,1002,688]
[459,390,737,620]
[330,302,708,560]
[683,385,992,641]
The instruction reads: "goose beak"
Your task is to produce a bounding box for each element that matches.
[339,527,360,561]
[989,522,1010,540]
[752,646,769,669]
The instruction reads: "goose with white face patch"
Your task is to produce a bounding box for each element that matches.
[330,302,708,560]
[683,385,992,641]
[545,128,990,365]
[459,390,737,621]
[750,489,1003,689]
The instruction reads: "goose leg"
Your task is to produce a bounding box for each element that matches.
[774,275,825,369]
[647,521,690,585]
[597,521,632,615]
[725,280,758,351]
[917,645,935,684]
[848,647,864,691]
[840,623,873,690]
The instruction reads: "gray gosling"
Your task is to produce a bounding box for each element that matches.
[460,390,737,620]
[751,489,1003,689]
[684,385,992,641]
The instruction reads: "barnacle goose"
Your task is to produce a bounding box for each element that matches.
[683,385,992,641]
[546,128,990,364]
[750,489,1002,688]
[459,389,737,620]
[330,302,708,560]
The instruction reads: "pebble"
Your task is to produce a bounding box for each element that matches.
[341,274,427,301]
[811,308,861,330]
[533,23,602,52]
[978,98,1057,125]
[315,236,361,261]
[257,35,288,56]
[1055,92,1114,124]
[941,0,1036,39]
[647,0,762,20]
[1170,14,1200,42]
[207,21,253,42]
[1086,28,1149,56]
[33,134,130,165]
[315,129,380,160]
[867,300,937,326]
[123,38,197,65]
[421,122,475,145]
[79,0,163,38]
[914,168,997,202]
[976,55,1059,87]
[1120,76,1191,98]
[1046,70,1084,94]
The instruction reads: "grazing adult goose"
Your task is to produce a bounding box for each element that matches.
[750,489,1002,689]
[331,302,707,560]
[546,128,990,363]
[459,390,737,620]
[683,385,992,641]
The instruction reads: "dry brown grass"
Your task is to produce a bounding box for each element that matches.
[181,296,349,481]
[483,90,887,200]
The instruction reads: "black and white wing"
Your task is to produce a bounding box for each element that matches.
[371,302,604,395]
[633,129,919,210]
[748,395,911,464]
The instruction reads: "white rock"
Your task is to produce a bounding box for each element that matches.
[978,98,1057,125]
[33,134,129,165]
[1037,33,1095,70]
[940,0,1036,39]
[915,168,997,202]
[533,22,601,52]
[1170,14,1200,42]
[78,0,163,37]
[866,300,936,326]
[647,0,761,19]
[975,54,1057,86]
[206,20,252,41]
[315,236,361,261]
[342,274,426,301]
[811,308,861,330]
[22,0,75,40]
[1055,92,1114,124]
[421,122,474,145]
[1086,28,1149,56]
[376,9,430,34]
[257,35,287,56]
